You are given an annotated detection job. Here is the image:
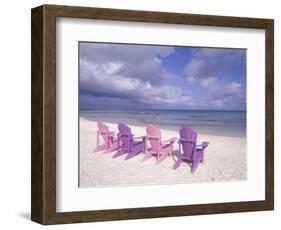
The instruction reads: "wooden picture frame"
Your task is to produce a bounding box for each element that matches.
[31,4,274,225]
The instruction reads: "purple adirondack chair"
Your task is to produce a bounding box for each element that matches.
[113,122,146,160]
[173,126,209,173]
[93,121,119,153]
[143,125,177,164]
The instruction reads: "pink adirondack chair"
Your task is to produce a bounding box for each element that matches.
[93,121,119,153]
[143,125,177,164]
[113,122,146,160]
[173,126,209,173]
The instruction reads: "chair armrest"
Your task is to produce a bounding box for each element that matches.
[119,133,134,137]
[134,135,146,140]
[196,141,209,148]
[97,130,107,135]
[147,135,159,140]
[108,131,115,137]
[162,137,177,144]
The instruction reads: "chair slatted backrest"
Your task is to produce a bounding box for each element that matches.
[179,126,197,160]
[118,122,132,152]
[146,125,161,153]
[97,121,109,144]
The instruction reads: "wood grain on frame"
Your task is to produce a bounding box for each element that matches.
[31,4,274,225]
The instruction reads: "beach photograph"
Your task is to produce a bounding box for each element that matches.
[79,42,247,188]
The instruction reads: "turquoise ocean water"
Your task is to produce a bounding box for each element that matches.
[80,109,246,138]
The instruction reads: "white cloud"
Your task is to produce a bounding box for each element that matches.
[186,76,196,83]
[185,48,245,81]
[80,43,175,87]
[199,77,245,108]
[185,59,206,81]
[80,58,193,107]
[184,48,246,109]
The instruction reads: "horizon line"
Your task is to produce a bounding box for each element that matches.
[80,108,246,112]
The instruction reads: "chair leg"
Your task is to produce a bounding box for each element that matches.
[125,150,140,160]
[113,149,126,158]
[173,159,182,169]
[93,145,106,153]
[201,154,205,163]
[191,160,200,173]
[104,143,119,154]
[169,145,173,157]
[156,152,169,164]
[103,146,111,154]
[143,152,153,161]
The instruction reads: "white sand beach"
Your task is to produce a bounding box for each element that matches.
[79,118,246,187]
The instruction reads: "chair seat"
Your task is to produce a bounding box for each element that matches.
[133,140,144,146]
[180,148,203,160]
[160,143,170,149]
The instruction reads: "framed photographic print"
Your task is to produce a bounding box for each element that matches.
[31,4,274,225]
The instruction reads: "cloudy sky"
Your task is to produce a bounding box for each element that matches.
[79,42,246,111]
